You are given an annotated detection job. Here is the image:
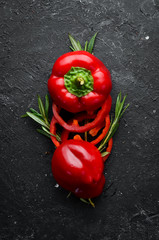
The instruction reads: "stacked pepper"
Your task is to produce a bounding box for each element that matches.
[22,33,129,206]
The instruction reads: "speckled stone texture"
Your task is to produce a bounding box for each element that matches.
[1,0,159,239]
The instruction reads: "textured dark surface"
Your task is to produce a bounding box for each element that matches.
[1,0,159,239]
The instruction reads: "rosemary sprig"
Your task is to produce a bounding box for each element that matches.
[87,32,97,53]
[98,92,129,152]
[45,94,49,119]
[101,152,110,157]
[84,41,88,51]
[69,32,97,54]
[68,34,82,51]
[80,198,95,208]
[21,94,61,141]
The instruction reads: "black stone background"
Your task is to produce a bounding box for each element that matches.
[1,0,159,239]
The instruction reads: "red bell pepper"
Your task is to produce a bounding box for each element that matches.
[60,114,111,146]
[102,138,113,162]
[48,51,112,113]
[52,94,112,133]
[50,116,60,148]
[51,139,105,199]
[90,115,111,145]
[60,113,96,142]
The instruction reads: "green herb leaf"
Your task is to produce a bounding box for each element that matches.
[120,103,130,119]
[67,192,72,198]
[21,113,28,118]
[88,198,95,208]
[98,93,129,152]
[38,95,46,119]
[68,34,82,51]
[77,40,82,50]
[26,112,49,129]
[45,94,49,119]
[107,123,119,142]
[101,151,110,157]
[115,92,121,118]
[87,32,98,53]
[37,129,51,138]
[84,41,88,51]
[69,46,75,51]
[41,126,61,141]
[30,108,42,118]
[80,198,95,207]
[68,33,97,53]
[117,95,127,119]
[80,198,90,204]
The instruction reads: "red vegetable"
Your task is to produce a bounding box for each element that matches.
[60,114,111,146]
[103,138,113,162]
[73,134,82,140]
[60,113,96,142]
[50,117,60,148]
[52,94,112,133]
[89,122,105,137]
[51,139,105,199]
[48,51,112,113]
[90,115,110,145]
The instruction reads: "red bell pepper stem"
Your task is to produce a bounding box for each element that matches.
[50,117,60,147]
[90,115,110,145]
[52,95,112,133]
[102,138,113,162]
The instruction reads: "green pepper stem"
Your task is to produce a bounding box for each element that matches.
[64,67,94,97]
[76,77,85,85]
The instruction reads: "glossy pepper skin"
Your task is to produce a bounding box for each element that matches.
[51,139,105,199]
[48,51,112,113]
